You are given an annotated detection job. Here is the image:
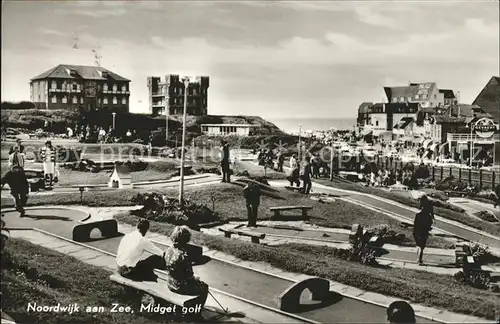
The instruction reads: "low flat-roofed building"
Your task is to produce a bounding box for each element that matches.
[201,124,256,136]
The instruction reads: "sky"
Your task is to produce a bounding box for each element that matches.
[1,0,499,119]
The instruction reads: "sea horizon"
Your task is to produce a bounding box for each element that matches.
[267,117,357,134]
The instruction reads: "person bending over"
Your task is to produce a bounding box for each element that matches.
[164,226,208,308]
[413,195,434,265]
[1,165,29,216]
[116,219,166,281]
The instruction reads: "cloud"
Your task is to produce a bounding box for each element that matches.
[55,7,127,18]
[38,28,67,37]
[354,6,397,28]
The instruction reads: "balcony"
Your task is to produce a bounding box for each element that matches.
[152,101,166,107]
[447,133,499,143]
[152,92,165,97]
[49,88,81,93]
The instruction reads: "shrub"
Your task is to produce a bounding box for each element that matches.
[196,167,221,175]
[468,242,498,264]
[365,224,406,245]
[474,211,499,223]
[454,270,492,290]
[131,192,218,229]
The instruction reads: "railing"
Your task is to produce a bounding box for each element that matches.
[375,157,499,189]
[151,92,165,96]
[447,133,500,142]
[49,88,82,93]
[152,102,166,107]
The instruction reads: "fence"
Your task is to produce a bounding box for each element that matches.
[375,157,499,190]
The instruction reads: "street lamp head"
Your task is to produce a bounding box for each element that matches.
[182,77,190,87]
[112,112,116,116]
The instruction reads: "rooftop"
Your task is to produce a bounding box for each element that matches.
[31,64,130,82]
[439,89,456,99]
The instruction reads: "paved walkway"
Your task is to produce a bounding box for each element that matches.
[448,198,499,218]
[1,174,219,199]
[267,180,500,251]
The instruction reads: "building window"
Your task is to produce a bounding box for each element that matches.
[80,97,84,104]
[122,97,127,104]
[375,121,379,126]
[113,97,117,104]
[433,94,437,99]
[51,81,57,89]
[122,84,126,92]
[103,84,108,91]
[103,97,108,104]
[193,88,198,95]
[112,84,117,92]
[400,97,404,102]
[98,98,101,104]
[62,96,67,104]
[407,97,411,102]
[72,96,78,104]
[73,84,78,90]
[51,96,57,103]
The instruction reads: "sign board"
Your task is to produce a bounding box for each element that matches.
[474,118,497,139]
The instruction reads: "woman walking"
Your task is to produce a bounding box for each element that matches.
[41,141,56,189]
[413,195,434,265]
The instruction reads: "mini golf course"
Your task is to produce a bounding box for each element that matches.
[2,207,437,323]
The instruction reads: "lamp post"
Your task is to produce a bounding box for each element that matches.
[469,123,474,168]
[298,124,302,162]
[178,77,189,206]
[112,112,116,130]
[165,107,169,146]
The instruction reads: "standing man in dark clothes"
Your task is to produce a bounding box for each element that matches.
[301,156,313,194]
[243,182,261,227]
[220,140,231,183]
[277,150,285,172]
[311,154,320,179]
[8,138,25,155]
[1,165,29,216]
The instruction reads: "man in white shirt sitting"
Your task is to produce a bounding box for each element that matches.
[116,219,166,281]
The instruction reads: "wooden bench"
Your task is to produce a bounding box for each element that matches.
[110,273,203,308]
[72,219,118,242]
[269,206,313,220]
[218,228,265,244]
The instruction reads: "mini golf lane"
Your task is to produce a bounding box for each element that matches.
[310,185,500,248]
[247,227,455,267]
[2,208,436,323]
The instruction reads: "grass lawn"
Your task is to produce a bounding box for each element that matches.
[115,213,498,320]
[1,239,185,324]
[6,182,452,249]
[316,178,500,237]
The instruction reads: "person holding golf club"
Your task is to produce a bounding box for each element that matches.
[413,195,434,265]
[164,226,208,309]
